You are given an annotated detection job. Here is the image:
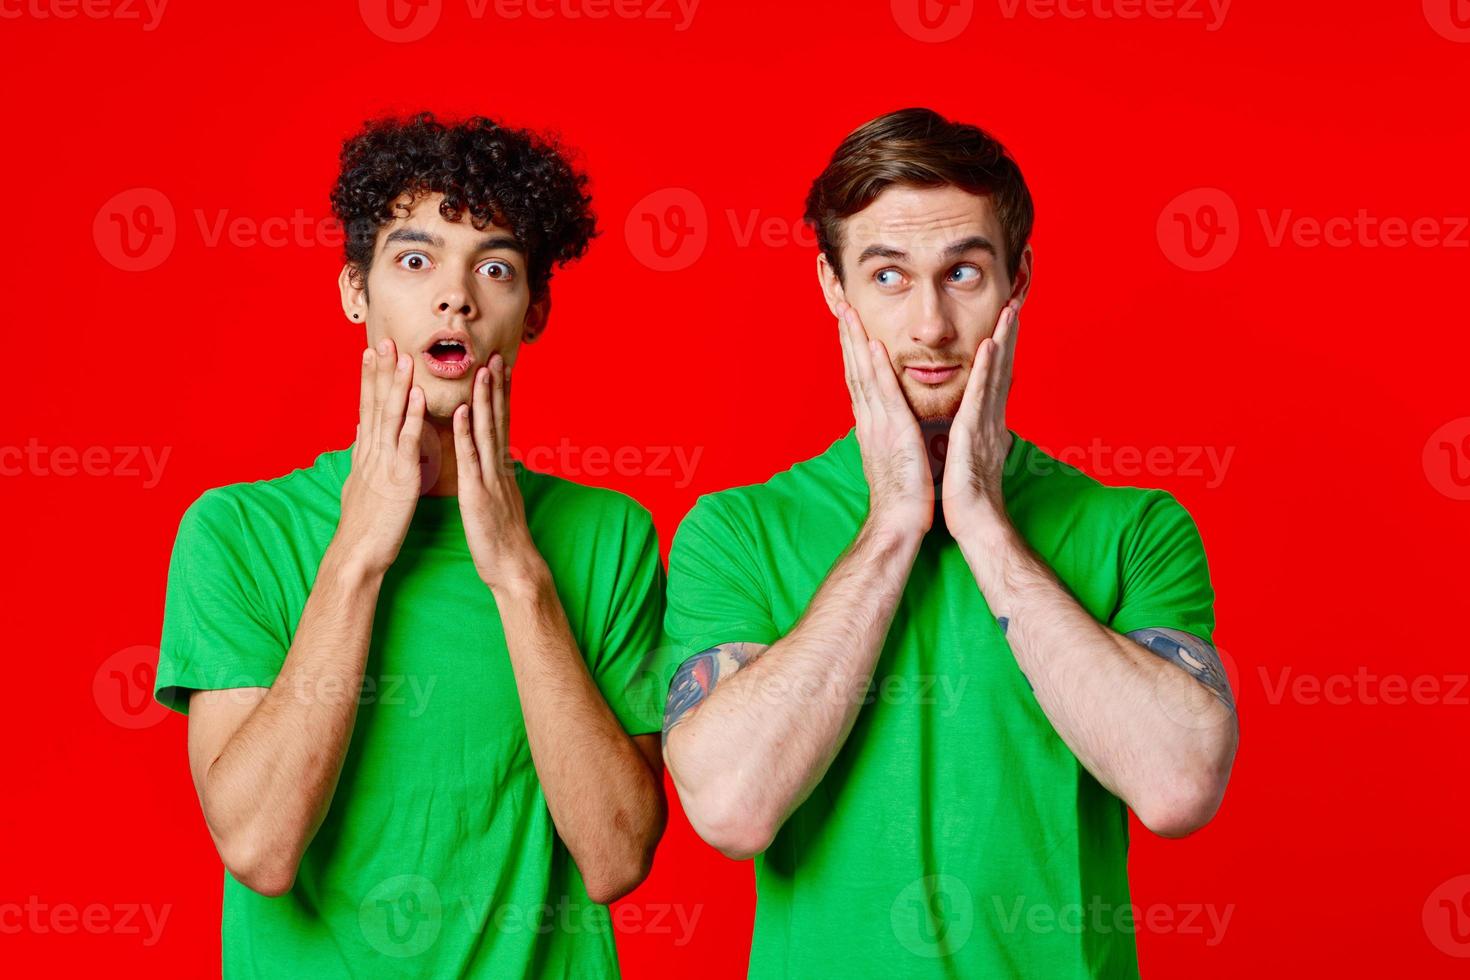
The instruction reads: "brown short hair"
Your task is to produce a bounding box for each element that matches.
[803,107,1034,283]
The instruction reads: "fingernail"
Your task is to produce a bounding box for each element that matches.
[377,339,390,354]
[363,349,373,364]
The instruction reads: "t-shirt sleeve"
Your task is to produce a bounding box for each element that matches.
[586,503,668,736]
[1107,489,1217,645]
[662,494,781,687]
[155,489,290,714]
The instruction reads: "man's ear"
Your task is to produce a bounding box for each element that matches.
[816,253,847,317]
[1007,245,1034,309]
[523,292,551,343]
[339,264,368,323]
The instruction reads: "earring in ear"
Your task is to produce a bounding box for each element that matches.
[351,313,360,320]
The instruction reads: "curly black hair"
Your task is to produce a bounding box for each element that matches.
[330,111,597,304]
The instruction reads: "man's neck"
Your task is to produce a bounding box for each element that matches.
[420,419,459,497]
[918,418,1016,482]
[920,418,953,483]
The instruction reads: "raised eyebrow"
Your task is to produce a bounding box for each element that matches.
[381,229,525,254]
[472,235,525,254]
[856,244,909,265]
[383,227,442,248]
[942,235,998,260]
[856,236,997,265]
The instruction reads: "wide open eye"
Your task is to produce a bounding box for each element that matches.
[948,264,981,285]
[396,251,431,271]
[477,259,515,281]
[874,267,906,289]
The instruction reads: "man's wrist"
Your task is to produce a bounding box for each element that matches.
[485,552,553,603]
[953,511,1023,594]
[321,538,389,591]
[859,512,928,554]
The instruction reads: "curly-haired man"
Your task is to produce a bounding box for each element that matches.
[155,112,667,977]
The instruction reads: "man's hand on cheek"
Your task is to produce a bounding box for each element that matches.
[940,300,1020,539]
[836,301,933,539]
[334,339,426,577]
[452,354,546,595]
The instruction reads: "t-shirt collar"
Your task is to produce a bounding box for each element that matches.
[834,424,1029,490]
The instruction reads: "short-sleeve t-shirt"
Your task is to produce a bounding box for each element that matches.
[662,428,1216,980]
[156,447,666,979]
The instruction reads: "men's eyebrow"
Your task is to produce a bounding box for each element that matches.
[942,235,997,260]
[855,235,998,265]
[382,228,525,252]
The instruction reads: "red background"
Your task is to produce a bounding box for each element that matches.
[4,0,1468,975]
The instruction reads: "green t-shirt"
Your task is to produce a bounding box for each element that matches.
[157,447,666,979]
[662,428,1215,979]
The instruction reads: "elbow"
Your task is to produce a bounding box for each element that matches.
[1134,773,1228,840]
[682,788,778,861]
[583,853,652,906]
[582,837,659,906]
[581,795,667,906]
[665,744,779,860]
[702,818,777,862]
[218,835,298,898]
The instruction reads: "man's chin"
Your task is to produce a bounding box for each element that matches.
[902,384,963,424]
[422,380,471,422]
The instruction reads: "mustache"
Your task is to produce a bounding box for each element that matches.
[892,352,968,370]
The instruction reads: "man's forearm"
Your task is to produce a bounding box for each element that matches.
[198,542,382,894]
[664,519,923,859]
[493,563,665,905]
[955,518,1237,835]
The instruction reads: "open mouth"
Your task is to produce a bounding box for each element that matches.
[427,339,468,363]
[422,337,474,379]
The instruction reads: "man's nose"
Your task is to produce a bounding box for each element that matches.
[435,279,475,318]
[909,284,955,346]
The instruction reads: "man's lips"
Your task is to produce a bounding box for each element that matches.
[421,332,475,379]
[903,364,962,385]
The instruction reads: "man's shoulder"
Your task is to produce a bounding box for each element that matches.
[520,465,657,539]
[669,434,863,563]
[1011,436,1196,539]
[177,449,348,536]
